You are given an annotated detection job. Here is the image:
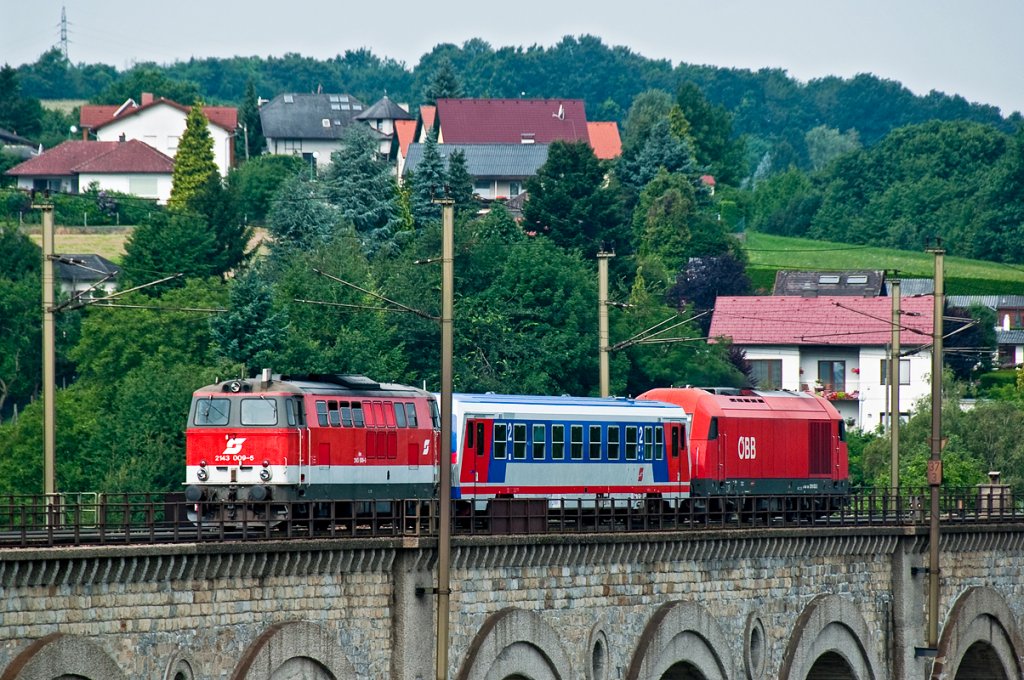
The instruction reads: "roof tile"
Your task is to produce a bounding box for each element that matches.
[709,295,935,346]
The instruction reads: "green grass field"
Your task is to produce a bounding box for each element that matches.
[743,232,1024,295]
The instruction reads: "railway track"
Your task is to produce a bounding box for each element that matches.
[0,487,1017,549]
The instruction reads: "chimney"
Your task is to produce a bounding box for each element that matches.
[141,92,154,105]
[118,133,126,142]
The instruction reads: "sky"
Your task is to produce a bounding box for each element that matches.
[3,0,1022,115]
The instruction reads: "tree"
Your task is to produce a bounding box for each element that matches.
[92,65,200,106]
[631,170,696,285]
[210,267,286,372]
[944,304,996,383]
[168,101,219,211]
[408,129,447,226]
[0,64,43,138]
[671,82,746,185]
[227,154,305,225]
[522,141,624,258]
[0,226,41,417]
[235,78,266,162]
[667,254,751,334]
[422,56,464,104]
[119,210,220,292]
[805,125,861,171]
[621,89,674,155]
[324,124,402,254]
[265,174,340,253]
[616,118,699,193]
[445,149,475,209]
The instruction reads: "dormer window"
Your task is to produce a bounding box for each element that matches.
[818,275,840,284]
[322,119,330,128]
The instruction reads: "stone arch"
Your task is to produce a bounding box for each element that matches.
[455,607,573,680]
[0,633,126,680]
[778,594,880,680]
[625,600,733,680]
[931,586,1023,680]
[231,621,357,680]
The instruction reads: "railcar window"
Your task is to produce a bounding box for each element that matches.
[589,425,602,460]
[295,399,305,426]
[708,417,719,440]
[352,402,365,427]
[327,400,341,427]
[493,423,508,459]
[532,424,546,459]
[340,402,353,427]
[315,400,328,427]
[405,403,418,428]
[625,426,638,460]
[570,425,584,460]
[655,426,664,460]
[241,397,278,425]
[513,424,527,459]
[607,426,620,460]
[394,403,407,428]
[382,401,396,427]
[466,421,476,449]
[194,397,230,426]
[643,426,654,460]
[552,425,565,460]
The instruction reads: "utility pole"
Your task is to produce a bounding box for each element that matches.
[35,202,56,499]
[597,250,614,397]
[435,197,455,680]
[889,277,901,501]
[926,246,945,651]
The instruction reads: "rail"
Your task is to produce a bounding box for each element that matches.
[0,487,1018,549]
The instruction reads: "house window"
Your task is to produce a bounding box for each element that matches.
[474,180,491,193]
[509,182,521,196]
[880,359,911,385]
[749,359,782,390]
[129,176,158,198]
[818,360,846,391]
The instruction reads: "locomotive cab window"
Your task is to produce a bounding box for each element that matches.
[405,403,418,428]
[241,397,278,426]
[707,417,719,440]
[315,400,328,426]
[194,397,230,426]
[838,419,847,442]
[394,403,407,428]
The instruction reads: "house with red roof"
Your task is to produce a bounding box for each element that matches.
[709,295,936,429]
[434,98,590,145]
[586,121,622,160]
[6,139,175,204]
[80,93,237,177]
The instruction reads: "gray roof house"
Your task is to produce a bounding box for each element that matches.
[772,270,885,297]
[259,93,370,168]
[54,254,120,301]
[403,143,549,200]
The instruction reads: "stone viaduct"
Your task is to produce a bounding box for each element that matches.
[0,524,1022,680]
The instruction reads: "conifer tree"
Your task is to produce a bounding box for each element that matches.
[169,101,219,211]
[422,56,463,104]
[409,129,446,226]
[235,79,265,162]
[445,149,475,210]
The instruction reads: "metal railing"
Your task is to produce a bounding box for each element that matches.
[0,487,1019,549]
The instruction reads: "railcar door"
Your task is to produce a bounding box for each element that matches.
[666,422,689,500]
[463,418,489,499]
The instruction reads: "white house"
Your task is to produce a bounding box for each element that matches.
[259,93,370,169]
[709,295,936,430]
[5,139,174,204]
[82,93,237,177]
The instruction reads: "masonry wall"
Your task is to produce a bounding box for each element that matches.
[0,526,1022,679]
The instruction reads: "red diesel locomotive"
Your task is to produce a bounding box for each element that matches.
[184,371,439,523]
[638,387,849,515]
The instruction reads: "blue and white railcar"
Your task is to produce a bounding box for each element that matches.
[447,393,692,509]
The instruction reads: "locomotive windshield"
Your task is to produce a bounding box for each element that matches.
[194,397,230,426]
[241,397,279,425]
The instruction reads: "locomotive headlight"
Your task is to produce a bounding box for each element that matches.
[197,468,209,481]
[259,468,272,482]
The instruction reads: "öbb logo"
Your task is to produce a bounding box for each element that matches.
[222,437,247,457]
